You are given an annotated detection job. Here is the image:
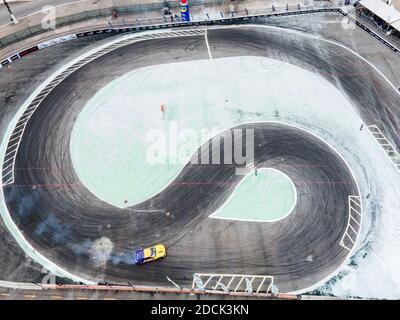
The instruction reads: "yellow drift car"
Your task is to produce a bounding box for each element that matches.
[133,244,167,265]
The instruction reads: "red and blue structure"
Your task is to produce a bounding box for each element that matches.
[180,0,190,22]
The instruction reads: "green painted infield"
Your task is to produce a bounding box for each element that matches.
[210,168,297,222]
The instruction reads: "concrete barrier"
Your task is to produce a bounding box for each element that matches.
[0,6,331,70]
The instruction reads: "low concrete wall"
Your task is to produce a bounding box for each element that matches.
[0,0,228,48]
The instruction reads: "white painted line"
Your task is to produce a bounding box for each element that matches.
[367,125,400,172]
[351,208,362,217]
[349,197,361,206]
[2,177,13,186]
[234,277,245,292]
[4,150,16,158]
[6,142,19,151]
[349,203,359,212]
[2,163,13,172]
[132,209,164,213]
[2,156,13,165]
[226,276,235,289]
[346,234,355,244]
[257,277,266,293]
[350,206,362,216]
[25,103,39,110]
[14,121,27,131]
[340,242,352,252]
[350,214,360,225]
[348,223,358,234]
[205,29,213,60]
[1,168,11,177]
[10,127,24,136]
[266,281,273,294]
[339,196,362,253]
[213,276,224,291]
[203,276,214,288]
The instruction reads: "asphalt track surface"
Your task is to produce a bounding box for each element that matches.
[4,24,399,292]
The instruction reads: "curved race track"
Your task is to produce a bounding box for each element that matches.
[4,25,399,292]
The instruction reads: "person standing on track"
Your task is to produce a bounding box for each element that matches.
[160,104,166,120]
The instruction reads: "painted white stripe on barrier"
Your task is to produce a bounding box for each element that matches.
[2,163,13,172]
[2,177,13,185]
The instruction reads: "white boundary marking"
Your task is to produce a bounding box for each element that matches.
[205,29,213,60]
[235,162,257,175]
[340,195,362,251]
[367,124,400,172]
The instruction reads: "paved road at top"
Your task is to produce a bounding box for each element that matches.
[0,0,91,26]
